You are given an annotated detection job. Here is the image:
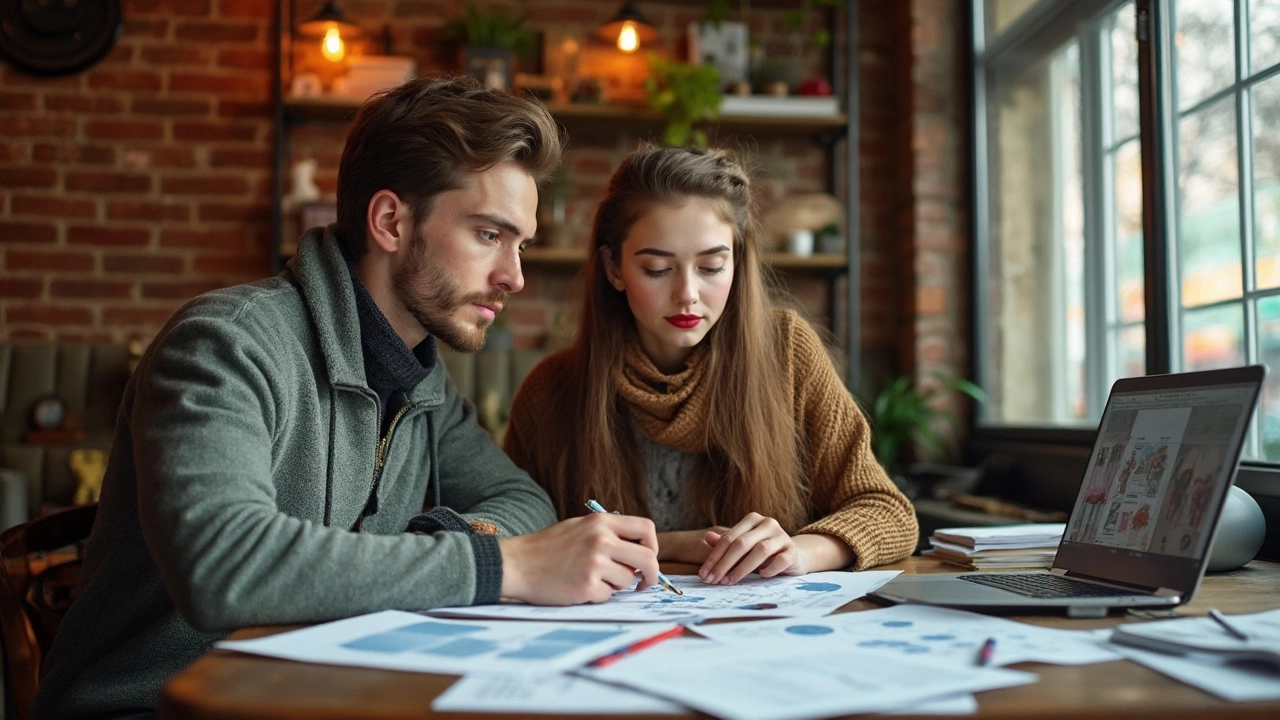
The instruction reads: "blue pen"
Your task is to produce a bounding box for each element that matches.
[585,499,683,595]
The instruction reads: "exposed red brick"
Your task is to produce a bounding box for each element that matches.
[196,202,270,224]
[170,72,267,97]
[86,69,164,92]
[66,172,153,194]
[218,0,274,17]
[192,253,263,274]
[6,250,95,272]
[11,194,97,218]
[158,227,242,248]
[32,144,117,165]
[67,226,151,247]
[0,221,58,244]
[217,100,271,118]
[0,167,58,189]
[132,98,213,116]
[6,306,94,325]
[0,117,77,138]
[103,254,187,274]
[132,0,213,15]
[106,200,192,222]
[141,281,225,300]
[50,280,133,299]
[124,146,198,168]
[174,22,259,44]
[102,306,178,326]
[126,18,172,38]
[43,94,127,113]
[173,121,259,142]
[0,279,44,299]
[210,148,270,168]
[217,48,271,70]
[85,119,165,141]
[161,175,250,195]
[140,45,214,66]
[0,91,38,111]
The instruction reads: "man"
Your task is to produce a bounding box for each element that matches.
[33,76,661,720]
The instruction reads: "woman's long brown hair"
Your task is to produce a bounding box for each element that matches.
[533,144,809,532]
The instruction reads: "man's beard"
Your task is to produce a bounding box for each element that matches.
[393,227,508,353]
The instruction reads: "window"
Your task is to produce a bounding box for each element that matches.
[972,0,1280,462]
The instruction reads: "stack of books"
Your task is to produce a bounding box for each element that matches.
[923,523,1066,571]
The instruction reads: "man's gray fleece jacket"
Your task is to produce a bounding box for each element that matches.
[31,228,558,720]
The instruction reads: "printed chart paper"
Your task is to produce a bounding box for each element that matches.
[216,610,680,676]
[578,634,1034,720]
[1109,644,1280,702]
[431,570,899,622]
[432,672,687,714]
[692,604,1121,667]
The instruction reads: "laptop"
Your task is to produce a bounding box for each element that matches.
[871,365,1265,618]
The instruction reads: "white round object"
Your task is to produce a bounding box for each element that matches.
[1206,485,1267,572]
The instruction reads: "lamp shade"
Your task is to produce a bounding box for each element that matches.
[297,0,361,38]
[598,1,657,45]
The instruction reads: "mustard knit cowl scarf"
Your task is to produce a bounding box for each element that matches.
[612,338,712,455]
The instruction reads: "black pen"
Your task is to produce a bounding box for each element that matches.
[1207,608,1249,641]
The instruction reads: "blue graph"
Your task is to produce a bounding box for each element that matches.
[797,582,840,592]
[785,624,835,636]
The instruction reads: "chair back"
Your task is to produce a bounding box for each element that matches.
[0,503,97,720]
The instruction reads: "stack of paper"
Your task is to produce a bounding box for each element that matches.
[923,523,1065,571]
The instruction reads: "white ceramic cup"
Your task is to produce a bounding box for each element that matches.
[786,228,815,257]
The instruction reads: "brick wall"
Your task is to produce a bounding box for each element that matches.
[0,0,970,401]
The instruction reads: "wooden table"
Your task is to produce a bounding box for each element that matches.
[160,557,1280,719]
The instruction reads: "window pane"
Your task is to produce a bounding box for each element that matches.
[1112,324,1146,381]
[1173,0,1236,110]
[1178,97,1242,308]
[1255,74,1280,290]
[1257,296,1280,461]
[986,0,1039,37]
[1111,4,1140,141]
[1114,138,1145,323]
[1252,0,1280,74]
[1181,304,1245,370]
[984,43,1083,424]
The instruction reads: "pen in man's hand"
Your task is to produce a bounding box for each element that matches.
[976,637,997,666]
[1208,608,1249,641]
[584,499,683,595]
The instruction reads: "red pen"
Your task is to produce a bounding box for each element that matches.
[976,636,997,667]
[588,626,686,668]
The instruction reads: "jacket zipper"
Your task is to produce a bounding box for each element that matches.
[355,402,411,532]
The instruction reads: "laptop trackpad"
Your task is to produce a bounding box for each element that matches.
[872,574,1042,606]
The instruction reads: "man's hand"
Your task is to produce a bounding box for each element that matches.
[498,513,660,605]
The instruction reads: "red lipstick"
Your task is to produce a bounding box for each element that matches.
[665,314,702,329]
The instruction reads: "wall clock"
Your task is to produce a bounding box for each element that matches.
[0,0,123,76]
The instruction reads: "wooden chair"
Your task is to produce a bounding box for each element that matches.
[0,504,97,720]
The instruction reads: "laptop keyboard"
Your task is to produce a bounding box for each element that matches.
[959,573,1129,599]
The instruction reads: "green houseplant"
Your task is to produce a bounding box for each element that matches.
[871,374,987,473]
[440,3,536,91]
[644,56,723,148]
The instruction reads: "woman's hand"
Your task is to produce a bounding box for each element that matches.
[657,527,730,564]
[698,513,808,585]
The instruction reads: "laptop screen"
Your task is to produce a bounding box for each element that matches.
[1055,366,1264,594]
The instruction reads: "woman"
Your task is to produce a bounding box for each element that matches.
[505,144,917,586]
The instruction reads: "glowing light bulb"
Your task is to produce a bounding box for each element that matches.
[617,22,639,53]
[321,26,345,62]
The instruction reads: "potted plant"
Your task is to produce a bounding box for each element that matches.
[644,56,722,148]
[871,373,987,485]
[440,3,537,91]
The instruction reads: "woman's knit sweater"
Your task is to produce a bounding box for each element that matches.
[505,309,918,570]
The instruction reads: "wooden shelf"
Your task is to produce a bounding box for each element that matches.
[283,97,847,136]
[521,247,848,272]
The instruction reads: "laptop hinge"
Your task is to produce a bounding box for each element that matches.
[1050,567,1172,596]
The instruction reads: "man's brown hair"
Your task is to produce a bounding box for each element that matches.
[335,74,563,259]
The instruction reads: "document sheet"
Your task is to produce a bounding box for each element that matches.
[692,604,1121,667]
[216,610,680,676]
[430,570,900,622]
[578,634,1034,720]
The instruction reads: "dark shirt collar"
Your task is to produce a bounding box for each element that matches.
[347,264,436,396]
